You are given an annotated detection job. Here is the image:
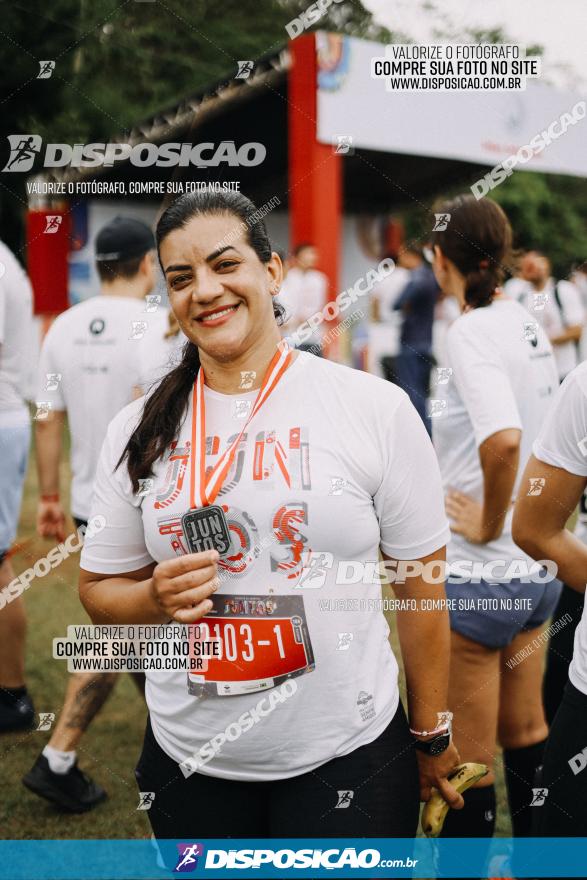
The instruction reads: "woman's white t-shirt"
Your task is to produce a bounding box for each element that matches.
[433,299,558,570]
[81,352,449,781]
[532,362,587,696]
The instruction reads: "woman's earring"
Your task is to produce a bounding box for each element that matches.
[270,285,280,296]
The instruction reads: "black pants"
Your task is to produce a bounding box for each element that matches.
[535,679,587,836]
[543,582,584,725]
[135,702,419,839]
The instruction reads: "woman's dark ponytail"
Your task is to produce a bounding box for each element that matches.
[462,263,502,309]
[119,341,199,492]
[431,194,512,309]
[118,190,281,492]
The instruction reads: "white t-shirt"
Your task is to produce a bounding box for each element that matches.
[371,266,410,322]
[432,294,461,368]
[503,276,528,301]
[516,279,584,380]
[532,362,587,695]
[571,272,587,365]
[280,268,328,345]
[433,298,558,569]
[36,296,156,520]
[0,241,34,426]
[81,353,450,781]
[136,310,186,393]
[367,267,409,374]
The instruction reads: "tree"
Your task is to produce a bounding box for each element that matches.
[491,171,587,276]
[0,0,390,248]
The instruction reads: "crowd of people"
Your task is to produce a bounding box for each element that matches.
[0,189,586,861]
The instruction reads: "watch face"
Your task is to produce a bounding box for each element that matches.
[429,734,450,755]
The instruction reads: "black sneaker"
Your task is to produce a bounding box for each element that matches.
[0,690,35,733]
[22,754,107,813]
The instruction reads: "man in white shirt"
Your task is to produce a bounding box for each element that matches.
[22,217,157,812]
[368,249,412,379]
[279,243,328,354]
[0,241,36,733]
[571,260,587,364]
[517,251,584,381]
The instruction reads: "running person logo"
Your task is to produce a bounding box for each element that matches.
[239,370,256,389]
[136,791,155,810]
[335,135,354,155]
[531,292,549,311]
[295,551,333,589]
[530,787,549,806]
[44,373,62,391]
[428,398,447,419]
[36,713,55,731]
[138,478,154,497]
[527,477,546,496]
[130,321,148,340]
[174,843,204,873]
[233,399,253,419]
[144,294,162,312]
[329,477,347,496]
[335,790,354,808]
[44,215,62,234]
[236,61,254,79]
[433,213,451,232]
[37,61,55,79]
[434,366,453,386]
[3,135,42,172]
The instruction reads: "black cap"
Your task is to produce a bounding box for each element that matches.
[95,216,155,262]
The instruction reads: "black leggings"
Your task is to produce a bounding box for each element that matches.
[543,583,584,725]
[135,701,419,840]
[535,679,587,836]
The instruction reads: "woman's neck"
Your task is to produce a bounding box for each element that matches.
[198,331,290,394]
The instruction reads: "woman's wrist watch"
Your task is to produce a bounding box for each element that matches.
[411,712,453,756]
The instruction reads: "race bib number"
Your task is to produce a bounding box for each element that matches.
[187,594,315,697]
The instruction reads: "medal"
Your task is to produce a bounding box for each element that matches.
[182,505,232,556]
[183,344,293,557]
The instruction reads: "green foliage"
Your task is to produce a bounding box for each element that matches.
[0,0,389,248]
[3,0,389,145]
[490,171,587,275]
[404,168,587,278]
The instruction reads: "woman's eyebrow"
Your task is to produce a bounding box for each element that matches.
[206,246,241,263]
[164,263,192,275]
[164,247,241,274]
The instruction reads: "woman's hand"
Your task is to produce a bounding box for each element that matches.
[416,741,464,808]
[445,490,489,544]
[37,499,67,542]
[150,550,219,622]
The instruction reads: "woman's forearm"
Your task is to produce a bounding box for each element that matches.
[388,549,451,731]
[479,432,520,541]
[396,605,450,731]
[80,568,167,625]
[522,530,587,594]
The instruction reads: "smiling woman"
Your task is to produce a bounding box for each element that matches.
[78,190,462,850]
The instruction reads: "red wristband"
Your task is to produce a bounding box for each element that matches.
[41,494,60,503]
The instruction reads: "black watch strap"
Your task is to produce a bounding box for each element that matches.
[413,731,451,756]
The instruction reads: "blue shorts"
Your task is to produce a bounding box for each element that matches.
[446,577,563,650]
[0,423,30,556]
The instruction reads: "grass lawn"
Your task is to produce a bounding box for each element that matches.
[1,429,511,839]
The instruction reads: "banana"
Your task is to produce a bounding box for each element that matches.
[421,762,488,837]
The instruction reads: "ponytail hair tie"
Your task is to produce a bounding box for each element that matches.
[478,259,489,269]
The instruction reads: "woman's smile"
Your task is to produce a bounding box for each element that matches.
[194,302,241,327]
